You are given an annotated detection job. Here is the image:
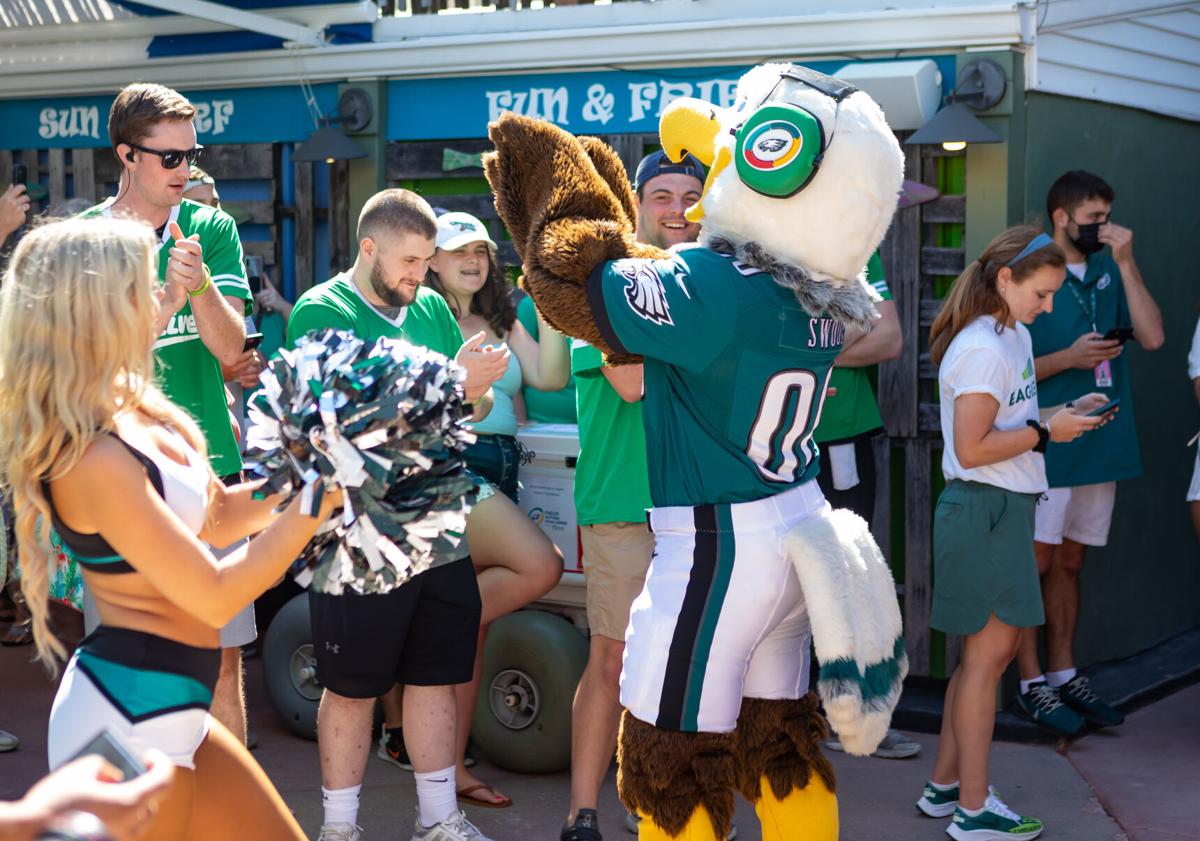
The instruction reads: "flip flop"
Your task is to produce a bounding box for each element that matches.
[457,783,513,809]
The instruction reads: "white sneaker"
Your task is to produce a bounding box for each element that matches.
[411,810,493,841]
[318,823,362,841]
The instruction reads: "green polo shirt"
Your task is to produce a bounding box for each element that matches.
[516,295,577,424]
[1027,251,1140,486]
[814,251,890,444]
[571,340,652,525]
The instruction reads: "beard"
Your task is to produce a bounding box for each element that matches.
[370,261,416,308]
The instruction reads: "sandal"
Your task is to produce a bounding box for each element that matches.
[456,783,512,809]
[561,809,602,841]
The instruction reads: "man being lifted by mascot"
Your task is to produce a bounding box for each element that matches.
[485,63,908,841]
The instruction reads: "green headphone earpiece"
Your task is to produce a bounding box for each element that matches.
[733,103,827,199]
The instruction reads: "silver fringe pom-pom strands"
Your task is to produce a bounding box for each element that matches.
[244,329,478,595]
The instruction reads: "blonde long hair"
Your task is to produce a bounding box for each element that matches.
[0,217,208,671]
[929,225,1066,365]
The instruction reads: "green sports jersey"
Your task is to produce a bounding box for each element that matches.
[287,274,463,360]
[571,339,652,524]
[815,251,891,444]
[83,198,250,477]
[590,247,843,507]
[516,295,577,424]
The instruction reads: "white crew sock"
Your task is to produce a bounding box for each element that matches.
[961,804,986,817]
[414,765,457,828]
[1020,676,1046,695]
[929,779,959,792]
[1046,668,1077,688]
[322,784,361,827]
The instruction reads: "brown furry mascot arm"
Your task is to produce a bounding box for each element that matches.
[484,114,665,364]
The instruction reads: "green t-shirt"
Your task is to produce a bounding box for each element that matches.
[814,251,891,444]
[83,199,250,477]
[287,274,463,360]
[1026,252,1140,486]
[516,295,577,424]
[571,340,651,524]
[590,247,842,507]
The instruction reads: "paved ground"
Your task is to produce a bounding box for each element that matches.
[2,637,1163,840]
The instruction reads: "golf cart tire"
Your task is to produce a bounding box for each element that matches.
[471,609,587,774]
[262,593,320,741]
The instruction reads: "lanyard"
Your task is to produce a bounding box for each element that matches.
[1065,276,1097,332]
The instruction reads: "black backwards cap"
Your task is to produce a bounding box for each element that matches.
[634,150,706,193]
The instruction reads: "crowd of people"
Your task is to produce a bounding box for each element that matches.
[0,77,1192,841]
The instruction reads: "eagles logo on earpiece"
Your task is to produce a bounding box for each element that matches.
[732,67,858,199]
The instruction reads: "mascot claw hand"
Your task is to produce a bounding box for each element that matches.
[486,63,907,841]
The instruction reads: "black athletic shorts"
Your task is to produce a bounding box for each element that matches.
[309,558,481,697]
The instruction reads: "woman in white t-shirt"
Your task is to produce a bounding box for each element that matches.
[917,226,1111,840]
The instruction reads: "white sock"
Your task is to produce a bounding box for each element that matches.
[1020,676,1046,694]
[414,765,457,828]
[322,784,361,827]
[1046,668,1077,688]
[929,779,959,792]
[961,804,986,817]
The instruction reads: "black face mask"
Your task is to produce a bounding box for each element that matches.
[1071,222,1104,256]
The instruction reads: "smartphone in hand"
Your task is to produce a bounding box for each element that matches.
[244,255,264,297]
[12,164,27,187]
[1086,398,1121,418]
[69,729,147,781]
[1103,326,1134,345]
[243,332,264,352]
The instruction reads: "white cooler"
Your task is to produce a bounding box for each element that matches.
[516,423,583,573]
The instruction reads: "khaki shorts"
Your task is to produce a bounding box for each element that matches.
[580,522,655,641]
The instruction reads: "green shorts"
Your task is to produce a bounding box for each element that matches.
[931,480,1044,636]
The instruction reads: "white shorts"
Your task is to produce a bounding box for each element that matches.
[620,481,826,734]
[1188,448,1200,502]
[1034,482,1117,547]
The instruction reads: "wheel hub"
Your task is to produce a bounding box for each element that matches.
[487,668,540,731]
[289,643,323,701]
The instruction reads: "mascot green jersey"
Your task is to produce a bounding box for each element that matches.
[486,63,908,841]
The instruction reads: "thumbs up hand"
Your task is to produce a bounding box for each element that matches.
[165,220,206,294]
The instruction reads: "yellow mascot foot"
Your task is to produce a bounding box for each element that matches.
[755,774,838,841]
[636,807,722,841]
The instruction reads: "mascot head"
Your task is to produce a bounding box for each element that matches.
[661,63,903,286]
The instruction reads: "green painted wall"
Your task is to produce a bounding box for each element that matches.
[1019,92,1200,665]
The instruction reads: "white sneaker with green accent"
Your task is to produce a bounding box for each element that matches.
[916,780,959,817]
[947,791,1043,840]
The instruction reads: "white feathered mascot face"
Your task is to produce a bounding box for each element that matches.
[661,63,903,285]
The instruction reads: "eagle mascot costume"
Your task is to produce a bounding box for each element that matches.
[485,63,908,841]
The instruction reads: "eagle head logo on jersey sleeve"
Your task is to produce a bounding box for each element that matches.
[616,258,674,326]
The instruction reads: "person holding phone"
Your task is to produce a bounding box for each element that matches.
[1015,171,1164,735]
[920,226,1109,840]
[1,170,31,249]
[0,217,341,840]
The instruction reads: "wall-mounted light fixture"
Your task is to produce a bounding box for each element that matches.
[906,59,1006,152]
[295,88,372,164]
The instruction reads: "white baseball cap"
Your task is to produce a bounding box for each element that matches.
[436,212,497,252]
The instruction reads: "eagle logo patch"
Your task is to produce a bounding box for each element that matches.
[615,259,673,326]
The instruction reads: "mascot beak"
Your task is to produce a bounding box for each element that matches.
[660,98,729,223]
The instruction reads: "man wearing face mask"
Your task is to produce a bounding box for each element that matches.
[1016,170,1164,736]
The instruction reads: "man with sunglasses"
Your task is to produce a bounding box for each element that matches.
[79,82,257,745]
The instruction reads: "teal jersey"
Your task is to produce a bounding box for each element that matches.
[589,247,843,507]
[516,295,577,423]
[287,274,463,360]
[82,199,250,477]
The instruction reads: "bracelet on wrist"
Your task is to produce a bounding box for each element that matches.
[1026,419,1049,454]
[188,266,212,298]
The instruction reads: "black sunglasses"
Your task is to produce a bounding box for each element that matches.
[127,143,203,169]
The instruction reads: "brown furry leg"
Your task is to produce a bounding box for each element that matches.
[734,695,836,804]
[617,711,737,839]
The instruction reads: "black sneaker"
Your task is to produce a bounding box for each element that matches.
[561,809,602,841]
[1058,675,1124,727]
[1016,681,1085,737]
[377,724,413,771]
